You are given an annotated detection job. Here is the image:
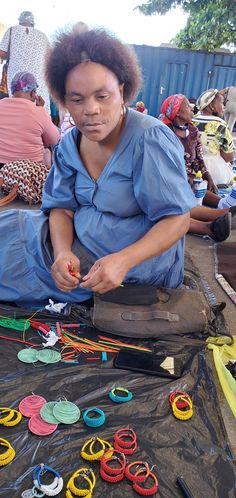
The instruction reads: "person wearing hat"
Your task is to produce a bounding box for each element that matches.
[0,11,50,112]
[193,89,235,186]
[0,72,59,166]
[159,94,234,241]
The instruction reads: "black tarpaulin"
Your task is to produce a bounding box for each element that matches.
[0,326,235,498]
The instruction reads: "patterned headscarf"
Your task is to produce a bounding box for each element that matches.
[159,94,186,124]
[11,72,38,94]
[196,89,218,111]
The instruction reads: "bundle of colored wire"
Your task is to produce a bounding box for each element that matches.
[98,335,152,353]
[0,316,30,331]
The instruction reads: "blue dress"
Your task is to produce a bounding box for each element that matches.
[0,109,196,305]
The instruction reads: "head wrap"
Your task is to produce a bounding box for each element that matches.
[18,11,35,26]
[159,94,185,124]
[196,89,218,111]
[11,72,38,94]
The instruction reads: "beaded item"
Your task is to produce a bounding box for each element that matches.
[40,402,60,425]
[109,387,133,403]
[33,463,63,496]
[66,468,95,497]
[28,414,58,436]
[0,438,16,466]
[52,401,80,424]
[17,348,39,363]
[19,395,47,417]
[82,408,105,427]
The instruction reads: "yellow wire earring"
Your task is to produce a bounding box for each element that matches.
[0,438,16,466]
[2,409,22,426]
[66,468,96,497]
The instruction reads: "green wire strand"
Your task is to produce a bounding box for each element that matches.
[0,317,30,331]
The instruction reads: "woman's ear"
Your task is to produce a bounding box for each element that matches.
[119,83,124,101]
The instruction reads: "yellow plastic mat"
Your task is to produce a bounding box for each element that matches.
[208,337,236,417]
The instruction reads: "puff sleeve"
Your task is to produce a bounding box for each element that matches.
[41,142,78,213]
[132,123,196,222]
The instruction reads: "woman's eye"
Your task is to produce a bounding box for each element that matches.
[71,99,83,104]
[97,94,108,100]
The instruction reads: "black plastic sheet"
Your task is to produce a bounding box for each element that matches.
[0,325,235,497]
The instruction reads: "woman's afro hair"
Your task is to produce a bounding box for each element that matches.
[46,28,143,105]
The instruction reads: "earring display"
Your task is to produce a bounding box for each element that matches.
[82,407,105,427]
[52,401,80,424]
[19,395,47,417]
[109,387,133,403]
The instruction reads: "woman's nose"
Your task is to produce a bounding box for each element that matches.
[84,98,100,114]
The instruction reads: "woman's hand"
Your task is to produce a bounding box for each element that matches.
[51,251,81,292]
[35,94,45,107]
[80,252,131,293]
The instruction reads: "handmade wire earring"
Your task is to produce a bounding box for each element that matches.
[170,394,193,421]
[2,409,22,427]
[33,463,63,496]
[28,414,58,436]
[109,387,133,403]
[169,391,192,410]
[113,427,137,455]
[0,438,16,466]
[132,471,159,496]
[100,466,125,483]
[52,400,80,424]
[100,449,127,476]
[81,437,112,461]
[66,468,96,497]
[125,461,150,483]
[82,407,105,427]
[19,394,47,417]
[0,407,22,427]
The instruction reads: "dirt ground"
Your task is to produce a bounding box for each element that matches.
[0,195,235,456]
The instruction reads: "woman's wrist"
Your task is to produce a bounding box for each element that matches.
[53,248,73,260]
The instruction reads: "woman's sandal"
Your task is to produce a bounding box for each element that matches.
[210,212,232,242]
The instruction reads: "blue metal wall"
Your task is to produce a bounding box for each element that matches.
[132,45,236,117]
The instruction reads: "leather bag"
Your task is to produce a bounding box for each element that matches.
[91,285,212,338]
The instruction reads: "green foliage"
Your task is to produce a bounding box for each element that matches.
[136,0,236,51]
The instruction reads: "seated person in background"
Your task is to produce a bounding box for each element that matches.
[0,28,196,306]
[193,89,235,187]
[134,100,148,114]
[60,110,75,138]
[0,72,60,168]
[159,94,234,242]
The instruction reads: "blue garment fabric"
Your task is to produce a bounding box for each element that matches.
[0,109,196,305]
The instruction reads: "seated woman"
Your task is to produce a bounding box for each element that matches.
[193,89,235,186]
[159,94,234,241]
[0,28,196,306]
[0,72,60,168]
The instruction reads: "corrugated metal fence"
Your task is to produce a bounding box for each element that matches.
[132,45,236,117]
